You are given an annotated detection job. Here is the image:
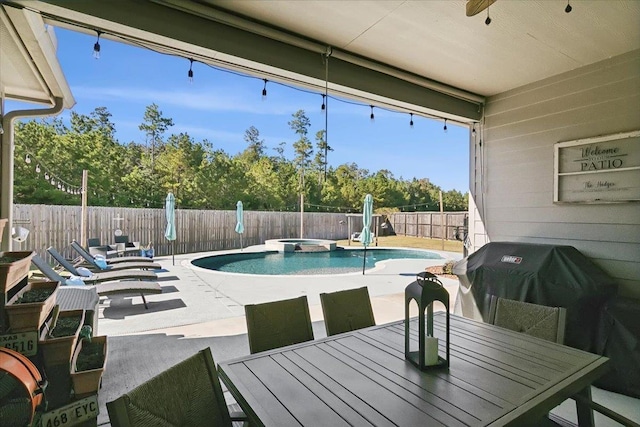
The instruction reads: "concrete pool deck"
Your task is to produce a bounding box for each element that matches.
[99,245,463,337]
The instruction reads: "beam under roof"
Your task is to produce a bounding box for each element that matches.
[7,0,483,123]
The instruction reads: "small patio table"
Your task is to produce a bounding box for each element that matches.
[218,313,609,426]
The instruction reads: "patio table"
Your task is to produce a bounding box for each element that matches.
[218,313,609,426]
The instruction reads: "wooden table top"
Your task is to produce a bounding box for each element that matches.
[218,313,609,426]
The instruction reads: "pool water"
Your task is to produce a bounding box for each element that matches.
[192,248,443,275]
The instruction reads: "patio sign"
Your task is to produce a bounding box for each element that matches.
[554,130,640,203]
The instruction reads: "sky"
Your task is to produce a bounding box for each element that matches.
[10,27,470,192]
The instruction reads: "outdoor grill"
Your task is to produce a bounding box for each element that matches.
[452,242,618,353]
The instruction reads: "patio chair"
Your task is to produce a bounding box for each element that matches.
[320,286,376,336]
[488,297,638,427]
[107,347,247,427]
[245,296,314,354]
[47,246,157,283]
[72,240,155,265]
[114,235,142,257]
[70,240,161,271]
[31,254,161,309]
[487,296,566,344]
[87,237,118,258]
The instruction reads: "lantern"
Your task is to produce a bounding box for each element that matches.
[405,271,450,370]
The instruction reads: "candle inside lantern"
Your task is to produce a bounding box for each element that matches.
[425,337,439,365]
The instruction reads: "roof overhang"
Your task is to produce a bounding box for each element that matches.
[0,4,74,109]
[5,0,486,123]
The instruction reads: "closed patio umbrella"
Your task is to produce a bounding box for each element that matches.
[235,201,244,250]
[165,192,176,265]
[361,194,373,275]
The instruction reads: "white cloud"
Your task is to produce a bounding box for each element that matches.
[71,83,381,118]
[72,85,320,116]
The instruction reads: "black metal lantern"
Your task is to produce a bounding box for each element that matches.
[405,271,450,370]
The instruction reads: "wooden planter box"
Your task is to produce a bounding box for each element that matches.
[39,309,85,367]
[0,250,35,294]
[71,335,108,396]
[5,280,59,332]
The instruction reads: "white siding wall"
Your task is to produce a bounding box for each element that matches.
[470,49,640,298]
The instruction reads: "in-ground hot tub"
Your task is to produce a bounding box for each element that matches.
[264,238,337,252]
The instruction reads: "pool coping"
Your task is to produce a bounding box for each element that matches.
[189,245,453,278]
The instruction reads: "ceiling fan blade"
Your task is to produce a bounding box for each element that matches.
[466,0,497,17]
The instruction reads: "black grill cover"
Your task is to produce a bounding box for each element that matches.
[453,242,618,352]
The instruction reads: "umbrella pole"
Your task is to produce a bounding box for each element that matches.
[362,246,367,275]
[240,234,243,251]
[172,241,175,266]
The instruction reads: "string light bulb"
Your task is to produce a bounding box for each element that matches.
[25,154,31,164]
[485,8,492,25]
[44,172,49,180]
[444,119,448,133]
[93,30,102,59]
[370,105,375,122]
[565,0,572,13]
[321,94,326,110]
[262,79,268,101]
[409,113,414,129]
[187,58,194,83]
[35,164,41,173]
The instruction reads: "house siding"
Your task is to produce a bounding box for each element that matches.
[470,49,640,298]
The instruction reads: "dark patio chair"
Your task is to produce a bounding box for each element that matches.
[107,347,246,427]
[320,286,376,336]
[245,296,313,354]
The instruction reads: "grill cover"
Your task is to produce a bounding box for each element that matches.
[453,242,618,352]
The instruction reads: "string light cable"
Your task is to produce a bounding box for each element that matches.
[22,152,82,195]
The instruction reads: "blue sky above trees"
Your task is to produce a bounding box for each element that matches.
[10,27,470,192]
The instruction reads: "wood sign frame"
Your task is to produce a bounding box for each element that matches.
[554,130,640,203]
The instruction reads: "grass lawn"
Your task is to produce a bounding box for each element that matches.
[336,235,463,253]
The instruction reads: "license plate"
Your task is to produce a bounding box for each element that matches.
[41,395,99,427]
[0,331,38,357]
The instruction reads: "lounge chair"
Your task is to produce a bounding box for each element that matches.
[76,240,155,264]
[70,240,161,270]
[47,247,158,283]
[32,254,161,309]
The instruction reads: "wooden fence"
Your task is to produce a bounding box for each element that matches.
[11,205,466,261]
[389,212,468,240]
[12,204,358,261]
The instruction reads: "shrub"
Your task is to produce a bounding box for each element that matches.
[442,260,456,275]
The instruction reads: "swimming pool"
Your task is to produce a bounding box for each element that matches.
[191,248,443,275]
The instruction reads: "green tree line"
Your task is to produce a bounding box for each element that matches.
[13,104,468,212]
